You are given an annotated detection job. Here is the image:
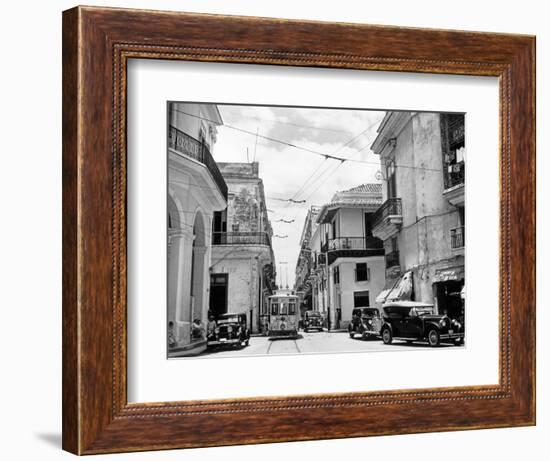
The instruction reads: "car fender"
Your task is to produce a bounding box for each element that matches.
[423,322,441,337]
[381,321,393,334]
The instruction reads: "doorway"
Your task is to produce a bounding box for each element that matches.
[209,273,228,319]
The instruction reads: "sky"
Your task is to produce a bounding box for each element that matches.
[212,104,386,288]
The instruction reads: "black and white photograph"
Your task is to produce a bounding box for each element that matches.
[167,103,466,358]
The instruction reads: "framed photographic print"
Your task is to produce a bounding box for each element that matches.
[62,6,535,455]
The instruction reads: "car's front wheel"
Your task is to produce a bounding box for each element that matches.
[427,329,441,347]
[382,327,393,345]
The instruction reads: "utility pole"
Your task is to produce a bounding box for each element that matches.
[325,239,331,331]
[253,127,259,162]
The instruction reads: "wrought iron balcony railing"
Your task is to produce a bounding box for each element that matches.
[450,226,465,249]
[372,198,403,228]
[212,232,271,246]
[328,236,383,251]
[385,250,400,269]
[168,126,228,200]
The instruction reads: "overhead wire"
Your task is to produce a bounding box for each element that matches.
[170,108,444,173]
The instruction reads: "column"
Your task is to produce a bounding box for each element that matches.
[191,245,208,327]
[167,227,194,346]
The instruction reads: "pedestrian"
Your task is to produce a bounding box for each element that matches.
[167,321,176,347]
[207,314,217,339]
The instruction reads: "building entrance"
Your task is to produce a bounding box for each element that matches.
[209,274,228,319]
[434,279,464,321]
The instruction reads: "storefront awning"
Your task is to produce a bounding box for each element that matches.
[433,266,465,283]
[375,271,413,304]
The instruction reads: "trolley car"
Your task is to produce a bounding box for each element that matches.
[267,293,300,338]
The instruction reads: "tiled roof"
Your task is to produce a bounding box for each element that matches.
[340,183,382,194]
[316,183,383,223]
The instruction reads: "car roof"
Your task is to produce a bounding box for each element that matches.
[219,313,244,317]
[382,301,434,308]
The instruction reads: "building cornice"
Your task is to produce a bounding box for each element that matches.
[371,112,414,157]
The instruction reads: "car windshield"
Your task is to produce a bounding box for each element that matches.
[217,315,240,324]
[307,312,321,317]
[362,308,379,316]
[414,307,435,316]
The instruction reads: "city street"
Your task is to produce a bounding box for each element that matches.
[200,330,455,358]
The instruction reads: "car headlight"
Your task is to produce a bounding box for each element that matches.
[215,327,220,334]
[439,319,447,327]
[367,319,372,325]
[228,326,233,333]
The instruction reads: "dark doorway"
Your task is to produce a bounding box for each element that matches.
[209,274,228,319]
[434,280,463,320]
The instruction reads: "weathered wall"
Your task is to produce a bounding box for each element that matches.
[210,246,271,333]
[378,112,464,306]
[210,162,274,333]
[218,162,271,235]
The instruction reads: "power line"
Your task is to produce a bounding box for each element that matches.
[267,196,306,203]
[302,140,374,202]
[297,119,383,203]
[287,121,378,204]
[170,108,444,173]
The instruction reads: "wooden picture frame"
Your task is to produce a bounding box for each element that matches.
[62,5,535,455]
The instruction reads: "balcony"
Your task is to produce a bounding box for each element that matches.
[372,198,403,241]
[168,126,228,200]
[212,232,271,246]
[443,162,465,206]
[317,253,326,267]
[322,236,384,265]
[450,226,465,250]
[385,250,400,269]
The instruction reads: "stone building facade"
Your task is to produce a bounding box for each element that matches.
[209,162,276,334]
[371,111,465,321]
[167,103,228,357]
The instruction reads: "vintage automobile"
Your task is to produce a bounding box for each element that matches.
[380,301,464,347]
[207,313,250,348]
[303,310,324,332]
[348,307,382,339]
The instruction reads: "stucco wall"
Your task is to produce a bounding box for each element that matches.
[218,162,271,236]
[169,102,219,149]
[210,247,270,333]
[378,112,464,306]
[336,208,365,237]
[331,256,386,327]
[210,162,274,333]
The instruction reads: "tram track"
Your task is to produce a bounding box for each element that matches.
[266,337,302,355]
[266,339,274,355]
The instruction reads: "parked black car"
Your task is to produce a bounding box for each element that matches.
[303,310,323,332]
[207,313,250,348]
[380,301,464,347]
[348,307,382,339]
